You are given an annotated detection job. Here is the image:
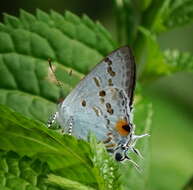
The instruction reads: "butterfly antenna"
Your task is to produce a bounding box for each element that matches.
[47,58,65,129]
[48,58,62,87]
[48,58,65,102]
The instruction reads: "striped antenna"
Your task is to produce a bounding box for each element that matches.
[48,58,63,87]
[48,58,66,103]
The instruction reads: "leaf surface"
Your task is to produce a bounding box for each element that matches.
[0,10,116,122]
[0,104,121,189]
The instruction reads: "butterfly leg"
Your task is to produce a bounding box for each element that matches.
[67,116,74,135]
[67,120,73,135]
[124,154,142,172]
[47,112,58,128]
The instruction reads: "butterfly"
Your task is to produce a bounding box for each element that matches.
[47,46,148,167]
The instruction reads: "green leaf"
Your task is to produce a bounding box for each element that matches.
[114,0,171,64]
[120,96,153,190]
[137,27,193,82]
[164,0,193,29]
[143,0,193,31]
[0,104,121,189]
[164,49,193,73]
[137,27,170,82]
[0,10,116,122]
[88,135,121,190]
[139,0,171,32]
[113,0,142,45]
[142,48,193,81]
[0,150,62,190]
[47,174,95,190]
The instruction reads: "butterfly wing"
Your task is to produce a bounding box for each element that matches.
[57,46,136,141]
[63,46,136,106]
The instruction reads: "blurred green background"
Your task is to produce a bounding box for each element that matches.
[0,0,193,190]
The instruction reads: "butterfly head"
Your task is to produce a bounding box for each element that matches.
[113,127,150,162]
[113,131,133,162]
[114,143,130,162]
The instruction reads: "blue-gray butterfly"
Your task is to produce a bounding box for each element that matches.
[47,46,148,167]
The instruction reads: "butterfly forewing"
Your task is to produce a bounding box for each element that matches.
[57,46,136,141]
[63,47,135,106]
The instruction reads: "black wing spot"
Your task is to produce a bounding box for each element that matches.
[106,103,111,109]
[107,66,116,77]
[99,90,106,96]
[108,79,113,86]
[82,100,86,107]
[104,57,112,65]
[93,77,100,87]
[122,124,131,133]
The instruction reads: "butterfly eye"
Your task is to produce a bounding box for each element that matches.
[115,119,131,136]
[115,152,123,161]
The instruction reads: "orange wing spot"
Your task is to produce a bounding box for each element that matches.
[115,119,130,136]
